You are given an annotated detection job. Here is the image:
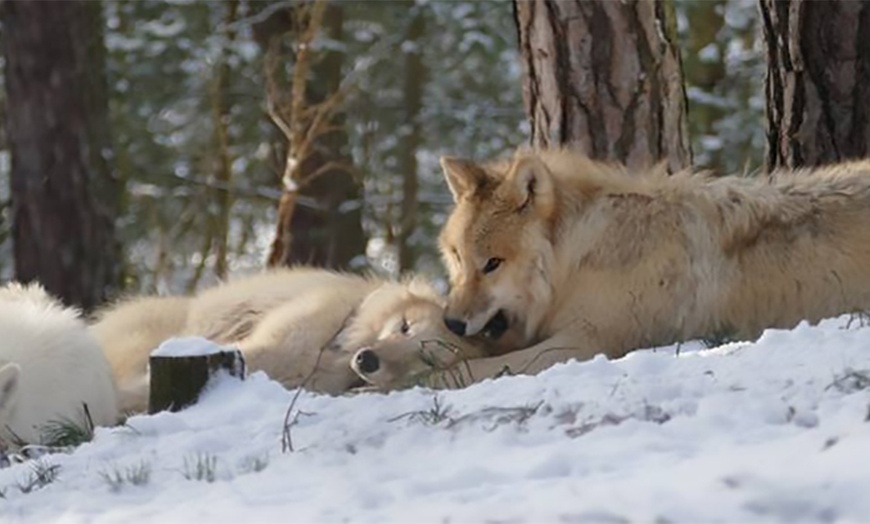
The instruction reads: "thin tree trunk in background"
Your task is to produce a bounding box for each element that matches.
[3,0,120,310]
[761,0,870,171]
[256,3,365,270]
[283,5,364,269]
[396,10,425,273]
[514,0,691,171]
[212,0,239,279]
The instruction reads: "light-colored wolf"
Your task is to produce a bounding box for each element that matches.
[353,149,870,388]
[93,268,491,412]
[0,283,118,447]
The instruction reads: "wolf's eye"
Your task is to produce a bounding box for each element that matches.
[400,318,410,335]
[482,257,503,274]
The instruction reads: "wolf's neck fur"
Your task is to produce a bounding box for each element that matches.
[534,150,870,339]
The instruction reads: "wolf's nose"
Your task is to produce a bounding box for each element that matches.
[355,349,380,374]
[444,317,467,336]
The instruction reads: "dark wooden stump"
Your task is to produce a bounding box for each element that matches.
[148,341,245,414]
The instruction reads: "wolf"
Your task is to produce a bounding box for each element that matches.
[90,295,191,414]
[94,267,491,411]
[355,149,870,388]
[0,282,118,447]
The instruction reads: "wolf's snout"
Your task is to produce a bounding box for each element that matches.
[444,317,467,336]
[355,349,380,374]
[482,310,509,340]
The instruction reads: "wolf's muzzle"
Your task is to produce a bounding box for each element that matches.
[354,348,380,374]
[482,310,509,340]
[444,317,467,336]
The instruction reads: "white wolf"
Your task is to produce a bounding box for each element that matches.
[0,282,118,447]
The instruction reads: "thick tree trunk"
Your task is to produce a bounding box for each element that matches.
[396,11,425,273]
[3,0,120,310]
[761,0,870,171]
[514,0,691,171]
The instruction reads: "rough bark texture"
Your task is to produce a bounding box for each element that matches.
[148,350,245,414]
[3,0,120,310]
[761,0,870,171]
[396,11,425,272]
[514,0,691,172]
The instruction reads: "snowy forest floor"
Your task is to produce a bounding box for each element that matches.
[2,315,870,523]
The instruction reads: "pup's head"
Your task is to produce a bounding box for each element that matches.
[347,279,491,390]
[438,153,559,350]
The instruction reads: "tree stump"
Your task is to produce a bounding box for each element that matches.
[148,337,245,414]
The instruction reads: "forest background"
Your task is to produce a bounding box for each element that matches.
[0,0,784,307]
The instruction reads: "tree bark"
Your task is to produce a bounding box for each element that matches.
[761,0,870,171]
[514,0,691,172]
[3,0,120,311]
[396,10,426,272]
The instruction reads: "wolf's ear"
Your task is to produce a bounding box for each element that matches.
[440,157,488,202]
[0,363,21,415]
[508,156,555,216]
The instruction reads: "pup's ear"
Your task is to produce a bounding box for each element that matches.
[440,157,488,202]
[0,363,21,415]
[508,156,555,216]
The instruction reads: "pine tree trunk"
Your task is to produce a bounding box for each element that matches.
[396,10,425,273]
[3,0,120,311]
[514,0,691,171]
[761,0,870,171]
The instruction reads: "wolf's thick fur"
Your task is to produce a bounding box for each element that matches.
[90,295,190,414]
[363,149,870,387]
[0,283,118,447]
[93,268,489,410]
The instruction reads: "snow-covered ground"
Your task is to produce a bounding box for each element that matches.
[3,315,870,523]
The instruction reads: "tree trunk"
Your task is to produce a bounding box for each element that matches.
[3,0,120,311]
[149,346,245,414]
[761,0,870,171]
[212,0,239,280]
[262,4,365,270]
[514,0,691,171]
[396,10,426,273]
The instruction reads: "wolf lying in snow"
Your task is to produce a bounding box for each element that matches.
[90,295,191,414]
[0,283,118,448]
[352,149,870,389]
[93,268,493,412]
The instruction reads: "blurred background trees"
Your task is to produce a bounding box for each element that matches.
[2,0,120,310]
[0,0,775,305]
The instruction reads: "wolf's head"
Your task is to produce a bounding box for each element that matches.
[437,153,560,350]
[347,279,491,389]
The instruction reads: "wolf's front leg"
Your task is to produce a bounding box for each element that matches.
[423,333,602,389]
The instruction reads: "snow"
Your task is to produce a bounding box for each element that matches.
[150,337,231,358]
[3,315,870,522]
